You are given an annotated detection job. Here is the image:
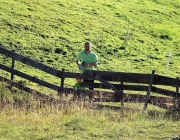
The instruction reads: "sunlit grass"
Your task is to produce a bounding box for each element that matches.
[0,99,180,140]
[0,0,180,139]
[0,82,180,139]
[0,0,180,77]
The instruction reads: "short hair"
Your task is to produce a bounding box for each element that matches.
[85,41,91,46]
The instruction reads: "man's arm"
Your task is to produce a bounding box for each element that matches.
[77,61,97,68]
[84,62,98,67]
[83,53,98,67]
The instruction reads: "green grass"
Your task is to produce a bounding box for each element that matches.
[0,82,180,140]
[0,0,180,91]
[0,0,180,139]
[0,0,180,76]
[1,107,179,140]
[1,78,180,139]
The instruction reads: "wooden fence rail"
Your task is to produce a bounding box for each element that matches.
[0,46,180,110]
[0,75,61,103]
[1,62,179,98]
[0,46,180,86]
[0,75,176,110]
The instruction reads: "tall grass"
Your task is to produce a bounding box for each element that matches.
[0,82,180,139]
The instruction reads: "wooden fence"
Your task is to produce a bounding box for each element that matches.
[0,46,179,110]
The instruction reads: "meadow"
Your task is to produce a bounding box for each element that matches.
[0,82,180,140]
[0,0,180,139]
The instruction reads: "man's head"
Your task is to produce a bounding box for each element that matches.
[84,42,91,52]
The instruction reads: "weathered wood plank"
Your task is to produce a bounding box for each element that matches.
[81,82,149,91]
[176,77,179,93]
[0,46,92,80]
[0,73,176,106]
[155,87,180,98]
[83,70,152,84]
[87,71,124,94]
[0,46,64,78]
[0,76,61,103]
[80,82,180,97]
[143,70,155,111]
[0,63,60,91]
[1,63,179,98]
[0,46,180,86]
[11,50,15,81]
[154,75,180,86]
[84,70,180,86]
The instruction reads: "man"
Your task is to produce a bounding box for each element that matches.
[76,41,98,91]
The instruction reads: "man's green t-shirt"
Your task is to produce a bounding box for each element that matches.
[76,51,98,73]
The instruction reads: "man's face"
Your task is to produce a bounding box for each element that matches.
[84,43,91,51]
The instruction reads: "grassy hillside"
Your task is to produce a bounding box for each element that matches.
[0,0,180,87]
[0,1,180,139]
[0,0,180,70]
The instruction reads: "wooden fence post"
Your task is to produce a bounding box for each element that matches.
[59,68,65,99]
[176,77,180,109]
[120,82,124,107]
[11,50,15,81]
[87,70,124,106]
[176,77,179,93]
[143,70,155,111]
